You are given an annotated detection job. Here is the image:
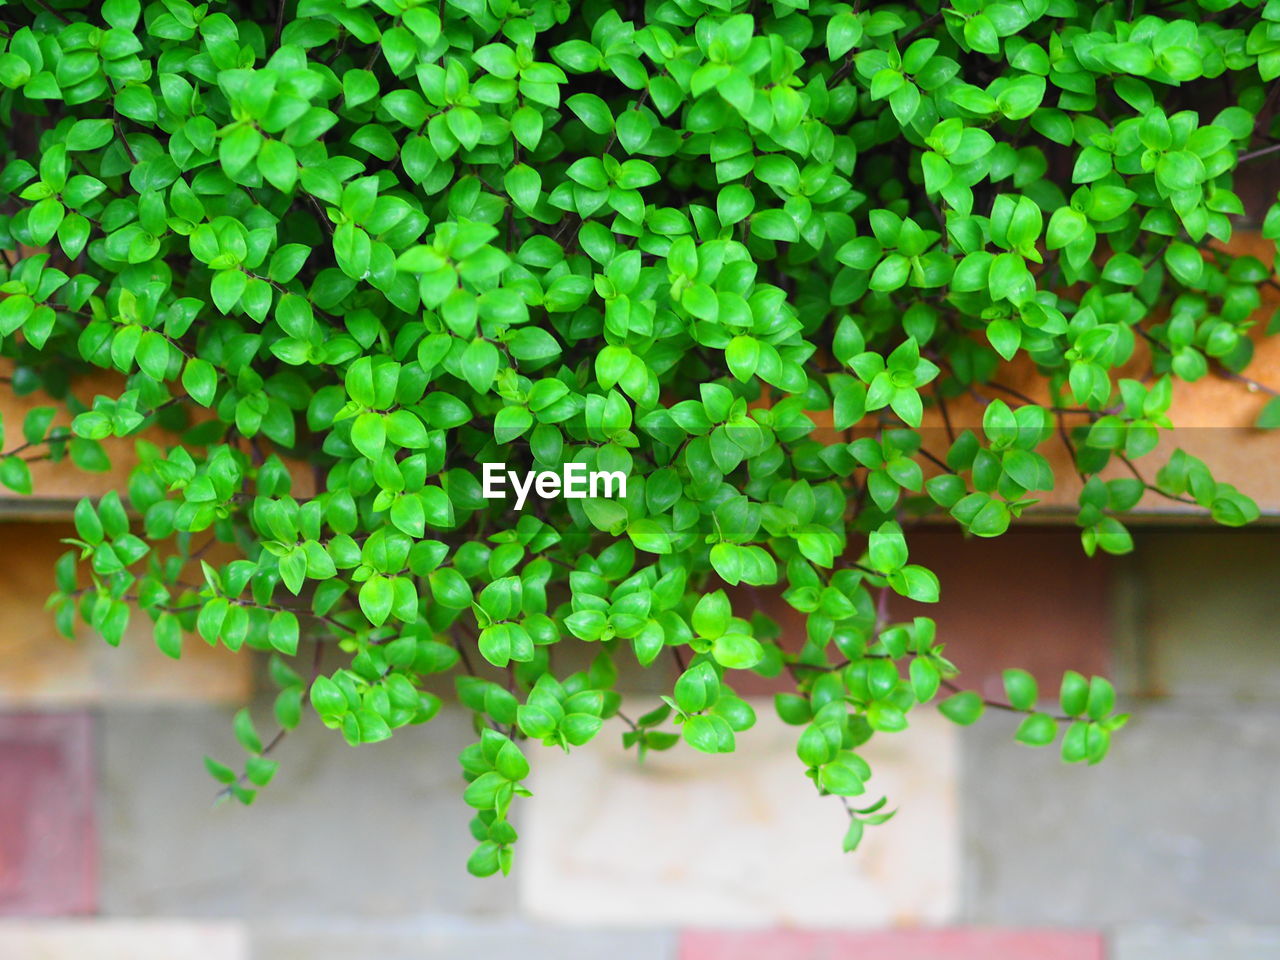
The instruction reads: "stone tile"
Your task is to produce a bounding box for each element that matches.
[1131,532,1280,700]
[99,706,261,918]
[253,919,676,960]
[961,704,1280,926]
[0,523,250,706]
[1113,926,1280,960]
[0,712,94,915]
[0,920,247,958]
[521,701,959,927]
[730,529,1112,698]
[99,705,516,919]
[680,928,1104,960]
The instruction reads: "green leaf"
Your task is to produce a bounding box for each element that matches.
[628,518,672,554]
[711,632,764,670]
[869,254,910,292]
[351,412,386,460]
[211,269,247,314]
[495,740,530,780]
[66,119,115,151]
[430,568,473,609]
[868,522,908,572]
[494,406,532,443]
[751,209,798,242]
[938,691,984,725]
[257,139,298,192]
[1046,207,1087,250]
[725,336,760,382]
[819,758,867,795]
[269,610,300,656]
[234,708,263,754]
[1156,151,1205,191]
[511,105,543,149]
[28,197,64,246]
[311,677,347,718]
[1072,146,1111,183]
[887,564,939,602]
[204,755,237,784]
[1059,670,1089,716]
[1002,668,1037,711]
[359,576,394,626]
[1257,396,1280,429]
[1164,243,1204,287]
[964,15,999,54]
[182,358,218,407]
[910,658,941,702]
[827,12,863,58]
[220,124,263,176]
[461,338,500,394]
[279,548,307,595]
[692,590,732,639]
[682,715,734,753]
[0,457,32,495]
[154,613,182,659]
[1014,712,1057,747]
[504,164,541,211]
[986,319,1021,360]
[842,817,865,853]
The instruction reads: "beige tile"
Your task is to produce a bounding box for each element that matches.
[520,701,959,928]
[0,921,248,959]
[0,523,250,706]
[0,366,143,505]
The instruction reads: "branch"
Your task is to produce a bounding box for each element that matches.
[1056,407,1088,484]
[917,445,956,474]
[272,0,288,52]
[931,381,956,444]
[940,679,1073,723]
[217,635,325,800]
[1238,141,1280,163]
[1215,366,1280,397]
[1117,453,1198,506]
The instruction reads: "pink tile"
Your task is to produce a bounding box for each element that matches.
[0,713,95,915]
[681,929,1105,960]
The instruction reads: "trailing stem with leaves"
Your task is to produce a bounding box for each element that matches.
[1,0,1274,875]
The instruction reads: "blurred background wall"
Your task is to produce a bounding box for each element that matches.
[1,520,1277,960]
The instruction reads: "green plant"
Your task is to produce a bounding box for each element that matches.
[2,0,1273,876]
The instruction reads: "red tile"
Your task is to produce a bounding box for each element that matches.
[898,529,1112,699]
[681,929,1105,960]
[0,712,96,915]
[729,529,1111,699]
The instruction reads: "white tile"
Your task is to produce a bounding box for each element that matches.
[520,701,959,927]
[0,921,248,959]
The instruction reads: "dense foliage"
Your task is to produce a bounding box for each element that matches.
[1,0,1274,874]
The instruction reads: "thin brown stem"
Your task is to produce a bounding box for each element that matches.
[1216,366,1280,397]
[940,679,1074,723]
[1238,141,1280,163]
